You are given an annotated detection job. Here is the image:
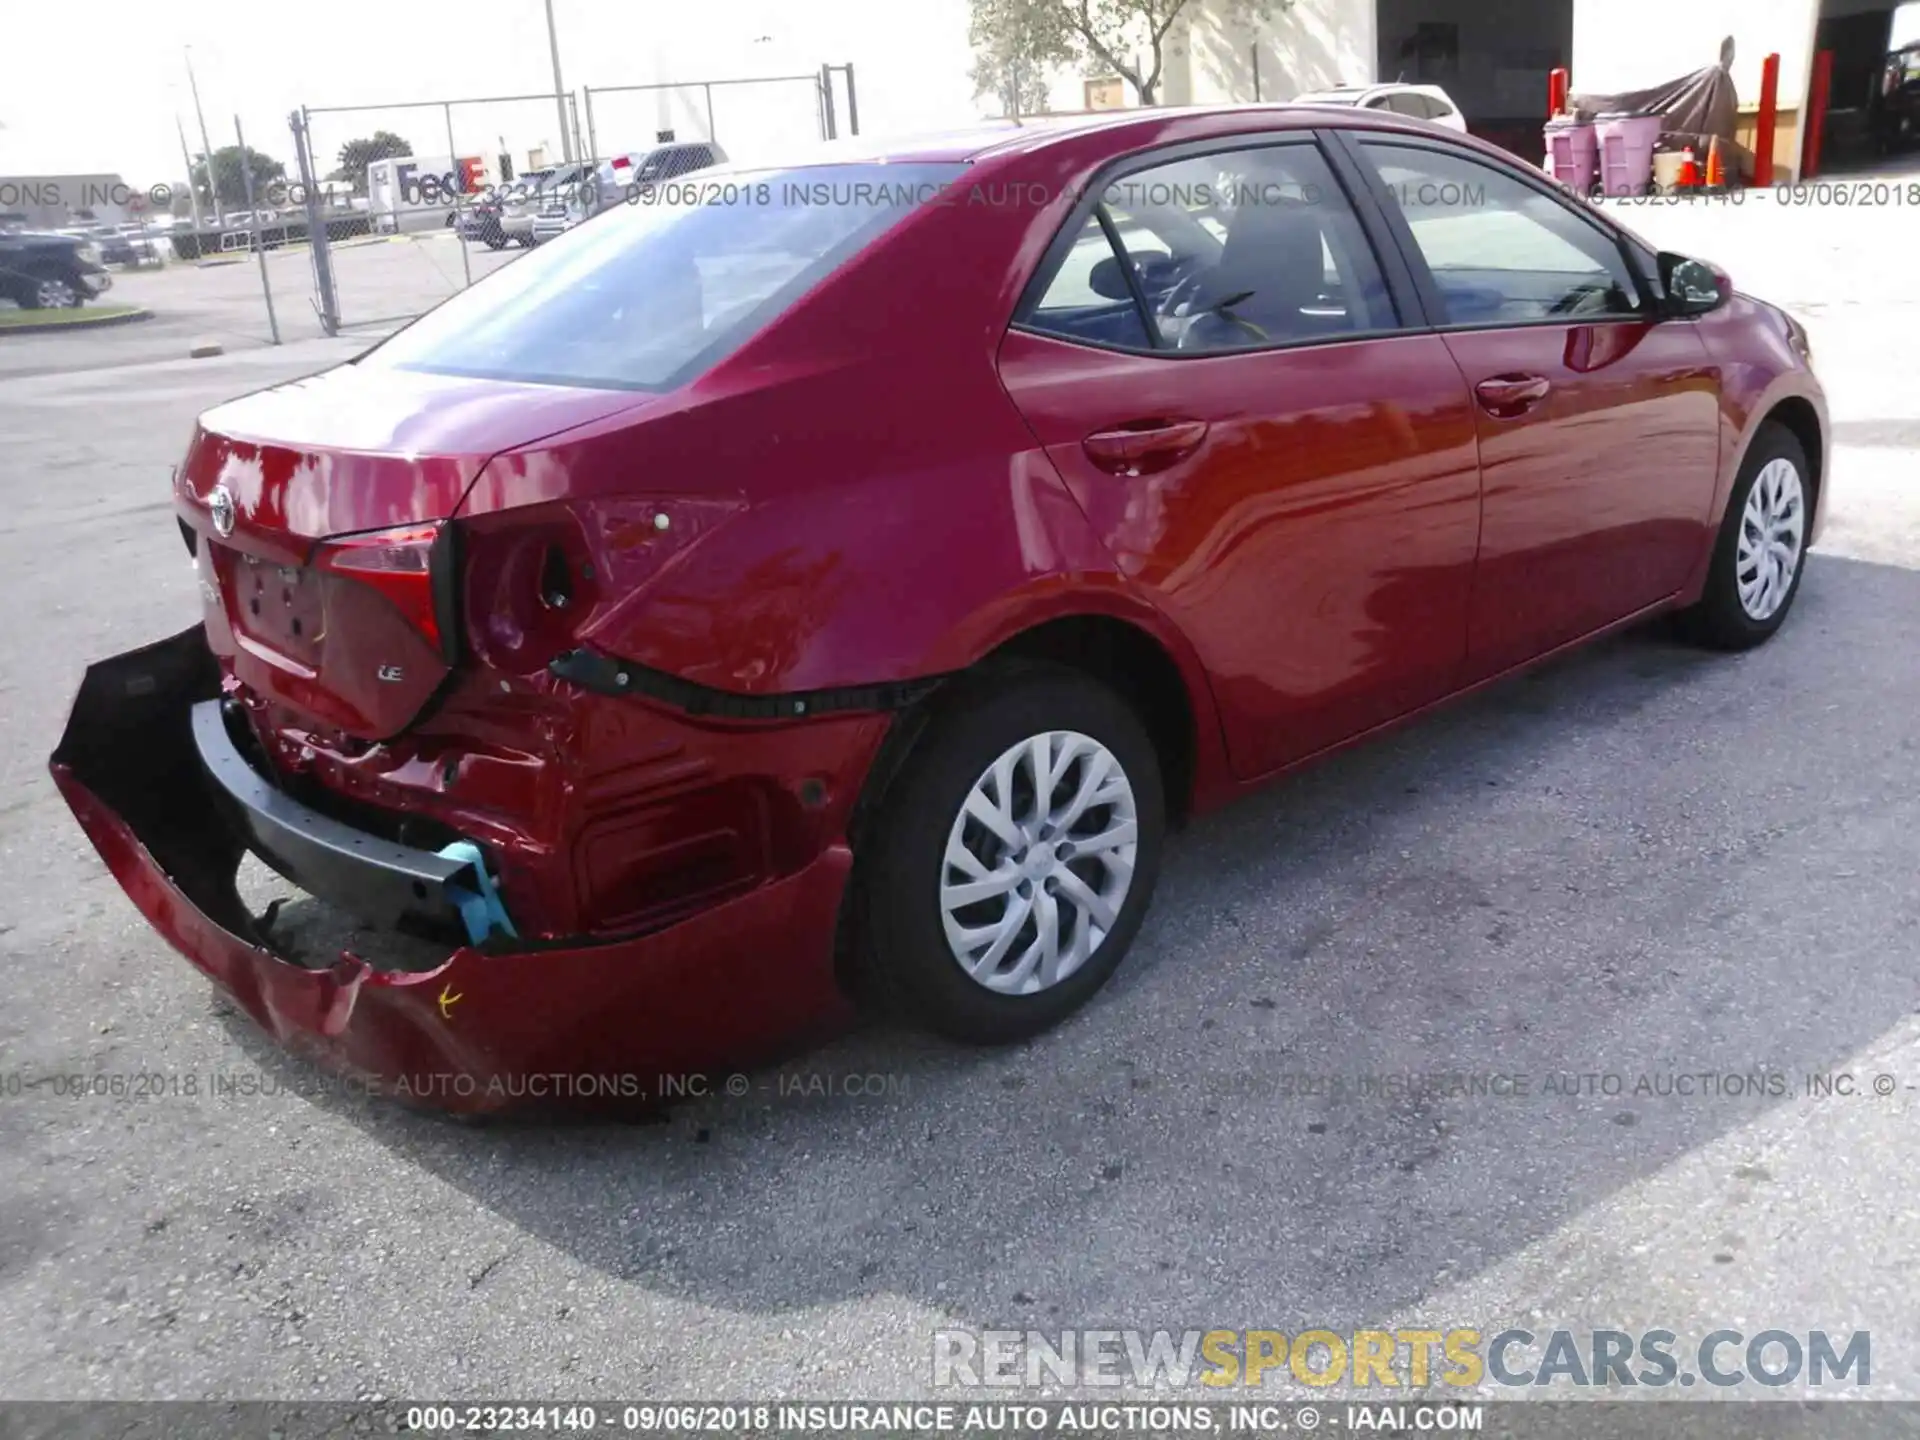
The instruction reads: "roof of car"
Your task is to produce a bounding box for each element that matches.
[747,104,1426,168]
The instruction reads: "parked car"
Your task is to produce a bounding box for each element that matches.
[494,164,576,248]
[52,107,1825,1112]
[0,230,112,308]
[454,196,510,249]
[1294,83,1469,132]
[529,144,729,245]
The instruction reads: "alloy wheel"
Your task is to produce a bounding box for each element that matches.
[939,730,1138,996]
[1736,457,1806,621]
[32,276,78,309]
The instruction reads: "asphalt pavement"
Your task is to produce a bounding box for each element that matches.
[0,183,1917,1414]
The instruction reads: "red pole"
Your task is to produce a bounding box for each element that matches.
[1754,53,1781,187]
[1803,49,1834,179]
[1548,66,1570,116]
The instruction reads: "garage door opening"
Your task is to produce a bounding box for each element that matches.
[1376,0,1574,159]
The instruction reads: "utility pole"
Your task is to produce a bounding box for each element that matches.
[175,115,205,233]
[184,47,217,215]
[543,0,575,160]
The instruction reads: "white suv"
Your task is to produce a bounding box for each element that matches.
[1291,83,1468,132]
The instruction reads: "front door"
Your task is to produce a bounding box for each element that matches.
[1346,137,1722,680]
[997,136,1482,781]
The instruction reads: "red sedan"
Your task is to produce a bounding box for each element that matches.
[52,107,1826,1111]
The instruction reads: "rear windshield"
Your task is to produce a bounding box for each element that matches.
[362,162,965,392]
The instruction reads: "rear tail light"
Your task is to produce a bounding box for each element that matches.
[313,522,458,656]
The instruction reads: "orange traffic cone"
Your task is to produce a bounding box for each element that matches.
[1705,136,1727,190]
[1676,147,1702,190]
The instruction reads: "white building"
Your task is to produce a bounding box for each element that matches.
[1131,0,1898,180]
[591,0,1906,180]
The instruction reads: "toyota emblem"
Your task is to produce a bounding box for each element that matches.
[208,485,236,538]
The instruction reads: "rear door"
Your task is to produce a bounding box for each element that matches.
[997,133,1483,781]
[1341,133,1720,680]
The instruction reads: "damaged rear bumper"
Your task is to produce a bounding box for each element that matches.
[49,627,859,1114]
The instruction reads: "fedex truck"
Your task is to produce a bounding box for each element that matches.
[365,155,488,234]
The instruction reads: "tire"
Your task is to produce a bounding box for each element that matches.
[484,233,506,251]
[23,266,84,309]
[1676,421,1813,650]
[860,664,1165,1044]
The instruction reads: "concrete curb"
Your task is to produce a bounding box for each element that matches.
[0,307,155,337]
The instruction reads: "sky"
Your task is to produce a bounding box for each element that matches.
[0,0,986,185]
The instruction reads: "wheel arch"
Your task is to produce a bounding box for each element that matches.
[1681,376,1829,607]
[1762,394,1825,511]
[834,602,1221,1007]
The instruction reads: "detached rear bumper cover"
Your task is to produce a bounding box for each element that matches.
[50,627,856,1113]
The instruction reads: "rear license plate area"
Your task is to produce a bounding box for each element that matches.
[216,544,326,668]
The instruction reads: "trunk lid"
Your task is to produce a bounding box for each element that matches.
[178,361,642,740]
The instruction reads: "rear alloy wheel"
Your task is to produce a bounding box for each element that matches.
[862,666,1165,1043]
[1677,421,1812,649]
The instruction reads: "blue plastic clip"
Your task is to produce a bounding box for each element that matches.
[438,840,518,945]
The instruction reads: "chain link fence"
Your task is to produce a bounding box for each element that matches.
[118,66,861,344]
[6,64,862,356]
[581,66,856,166]
[290,92,584,334]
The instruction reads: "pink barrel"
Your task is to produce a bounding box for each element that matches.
[1595,114,1665,197]
[1544,120,1599,195]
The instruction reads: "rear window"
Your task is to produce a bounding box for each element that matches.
[363,162,963,391]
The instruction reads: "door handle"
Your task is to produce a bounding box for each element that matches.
[1474,374,1552,418]
[1082,419,1211,476]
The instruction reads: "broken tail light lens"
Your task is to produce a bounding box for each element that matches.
[313,522,458,657]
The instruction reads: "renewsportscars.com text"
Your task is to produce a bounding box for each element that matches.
[932,1328,1871,1390]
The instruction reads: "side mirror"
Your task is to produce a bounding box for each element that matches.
[1659,252,1729,317]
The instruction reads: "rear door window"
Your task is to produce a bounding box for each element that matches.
[363,163,963,391]
[1022,141,1397,354]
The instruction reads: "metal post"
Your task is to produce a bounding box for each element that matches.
[445,101,473,287]
[704,82,716,141]
[545,0,574,161]
[291,107,340,335]
[1252,46,1262,102]
[1803,48,1834,180]
[584,87,599,164]
[820,63,838,139]
[1755,53,1781,187]
[175,115,205,243]
[842,63,858,134]
[185,48,217,216]
[234,116,280,344]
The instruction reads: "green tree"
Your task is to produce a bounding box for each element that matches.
[969,0,1074,116]
[970,0,1284,108]
[330,131,414,195]
[190,145,288,211]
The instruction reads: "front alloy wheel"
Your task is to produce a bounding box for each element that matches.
[1677,420,1814,650]
[939,731,1139,996]
[862,664,1165,1044]
[1735,458,1806,622]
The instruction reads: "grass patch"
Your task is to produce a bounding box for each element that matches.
[0,304,147,329]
